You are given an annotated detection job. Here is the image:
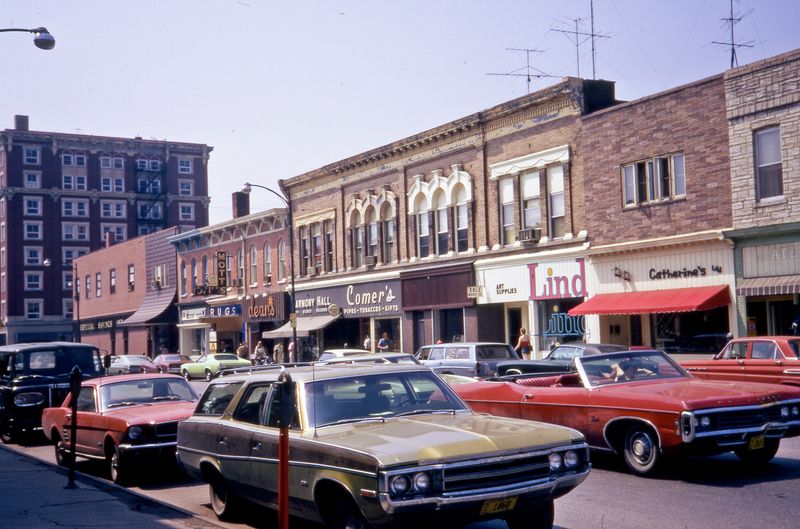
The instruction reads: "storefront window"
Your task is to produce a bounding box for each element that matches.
[536,299,584,351]
[437,308,464,343]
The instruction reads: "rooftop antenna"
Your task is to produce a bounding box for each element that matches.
[486,47,555,93]
[712,0,753,68]
[551,16,609,78]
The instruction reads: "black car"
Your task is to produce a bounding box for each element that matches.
[496,343,627,376]
[0,342,105,442]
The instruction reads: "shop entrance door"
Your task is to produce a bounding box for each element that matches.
[507,308,521,347]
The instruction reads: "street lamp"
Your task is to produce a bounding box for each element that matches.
[241,182,296,358]
[0,27,56,50]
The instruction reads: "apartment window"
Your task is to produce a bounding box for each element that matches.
[500,177,515,245]
[85,275,91,299]
[250,246,258,284]
[149,160,161,171]
[24,146,40,165]
[299,227,309,275]
[75,154,86,167]
[548,166,565,238]
[25,272,43,291]
[100,156,111,168]
[226,252,233,285]
[178,159,193,174]
[24,247,43,265]
[136,159,148,170]
[179,180,194,196]
[62,175,74,190]
[75,176,87,190]
[237,248,245,283]
[154,264,167,288]
[110,269,117,294]
[622,153,686,206]
[364,210,378,260]
[24,171,41,188]
[278,240,286,281]
[101,177,112,192]
[25,300,43,320]
[101,200,127,218]
[263,244,272,285]
[434,194,449,255]
[201,256,208,286]
[101,156,124,169]
[311,223,322,273]
[63,223,89,241]
[179,203,195,221]
[101,224,127,242]
[74,277,80,299]
[95,272,102,297]
[382,216,395,263]
[324,220,334,272]
[180,261,187,296]
[128,265,135,291]
[62,199,89,217]
[63,299,74,319]
[455,189,468,253]
[521,170,541,230]
[63,271,73,291]
[62,153,73,166]
[113,157,124,169]
[62,248,88,266]
[138,177,162,193]
[24,196,42,216]
[352,226,363,268]
[138,201,163,219]
[417,212,430,258]
[755,127,782,200]
[191,258,198,291]
[24,221,42,240]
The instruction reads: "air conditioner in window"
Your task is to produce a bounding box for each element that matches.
[308,267,318,277]
[364,255,377,267]
[517,228,542,243]
[128,281,135,292]
[153,279,162,289]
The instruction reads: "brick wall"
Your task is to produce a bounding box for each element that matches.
[581,75,731,246]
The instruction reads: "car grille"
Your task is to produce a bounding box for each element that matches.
[154,421,179,438]
[443,453,560,493]
[712,406,785,430]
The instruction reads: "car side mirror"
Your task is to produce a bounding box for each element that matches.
[103,355,112,370]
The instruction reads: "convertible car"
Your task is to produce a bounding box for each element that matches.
[42,373,199,484]
[681,336,800,386]
[450,350,800,476]
[496,343,627,376]
[177,363,590,529]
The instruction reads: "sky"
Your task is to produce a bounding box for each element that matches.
[4,0,800,224]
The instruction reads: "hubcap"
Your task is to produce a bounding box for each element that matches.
[631,433,653,463]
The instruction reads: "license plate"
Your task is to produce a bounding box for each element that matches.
[480,497,517,516]
[749,435,765,451]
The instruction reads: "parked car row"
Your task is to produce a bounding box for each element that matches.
[3,339,800,529]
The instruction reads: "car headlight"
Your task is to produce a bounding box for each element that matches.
[698,415,711,428]
[792,406,799,416]
[563,451,579,469]
[548,453,563,471]
[389,475,411,496]
[413,472,432,492]
[780,406,789,418]
[127,426,144,440]
[14,392,45,407]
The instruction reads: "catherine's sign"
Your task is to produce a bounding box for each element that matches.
[530,259,586,300]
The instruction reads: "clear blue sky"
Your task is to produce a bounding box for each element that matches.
[4,0,799,224]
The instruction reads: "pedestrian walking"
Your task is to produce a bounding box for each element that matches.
[363,334,372,351]
[514,328,531,360]
[273,341,284,363]
[288,340,296,363]
[236,342,250,363]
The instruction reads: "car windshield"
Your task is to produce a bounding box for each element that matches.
[476,345,517,359]
[213,354,240,361]
[126,356,151,365]
[100,377,198,410]
[578,350,689,387]
[304,371,468,427]
[16,347,102,377]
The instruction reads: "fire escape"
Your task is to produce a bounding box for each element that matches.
[136,162,167,233]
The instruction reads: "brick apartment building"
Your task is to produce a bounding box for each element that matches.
[0,115,212,344]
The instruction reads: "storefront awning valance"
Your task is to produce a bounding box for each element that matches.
[736,276,800,297]
[119,288,177,326]
[568,285,730,316]
[261,315,339,339]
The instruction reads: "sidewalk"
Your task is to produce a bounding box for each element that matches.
[0,444,223,529]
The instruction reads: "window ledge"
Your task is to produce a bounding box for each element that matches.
[755,195,785,208]
[623,196,687,210]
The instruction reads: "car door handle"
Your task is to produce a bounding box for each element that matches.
[252,441,262,451]
[523,394,534,400]
[65,414,72,420]
[218,436,230,447]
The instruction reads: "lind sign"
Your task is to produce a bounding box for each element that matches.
[530,259,586,300]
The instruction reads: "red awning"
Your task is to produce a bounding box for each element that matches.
[568,285,730,316]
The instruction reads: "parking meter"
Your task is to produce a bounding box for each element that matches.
[275,372,294,529]
[276,374,296,428]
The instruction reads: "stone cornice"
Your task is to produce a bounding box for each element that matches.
[0,129,212,156]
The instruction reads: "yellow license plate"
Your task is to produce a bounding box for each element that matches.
[749,435,765,451]
[480,497,518,516]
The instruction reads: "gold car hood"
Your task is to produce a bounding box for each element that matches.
[305,411,581,466]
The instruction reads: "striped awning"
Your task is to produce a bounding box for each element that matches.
[736,276,800,297]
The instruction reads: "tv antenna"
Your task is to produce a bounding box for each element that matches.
[487,47,555,93]
[712,0,753,68]
[551,15,609,78]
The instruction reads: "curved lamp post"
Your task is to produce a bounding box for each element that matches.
[241,182,296,358]
[0,27,56,50]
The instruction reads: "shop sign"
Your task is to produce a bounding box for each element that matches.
[215,251,228,288]
[743,242,800,277]
[181,307,207,322]
[473,265,529,303]
[79,317,126,333]
[247,294,284,322]
[295,280,402,317]
[467,285,483,298]
[649,265,722,280]
[207,304,241,318]
[530,259,586,300]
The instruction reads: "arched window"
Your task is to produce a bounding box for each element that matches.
[365,208,378,258]
[380,202,395,263]
[433,191,449,255]
[237,248,245,284]
[201,255,208,285]
[350,210,363,268]
[278,240,286,281]
[180,261,187,296]
[414,195,430,258]
[250,245,258,285]
[454,186,468,253]
[191,258,198,291]
[263,243,272,286]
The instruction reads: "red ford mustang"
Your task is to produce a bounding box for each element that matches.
[681,336,800,386]
[42,373,199,484]
[449,350,800,476]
